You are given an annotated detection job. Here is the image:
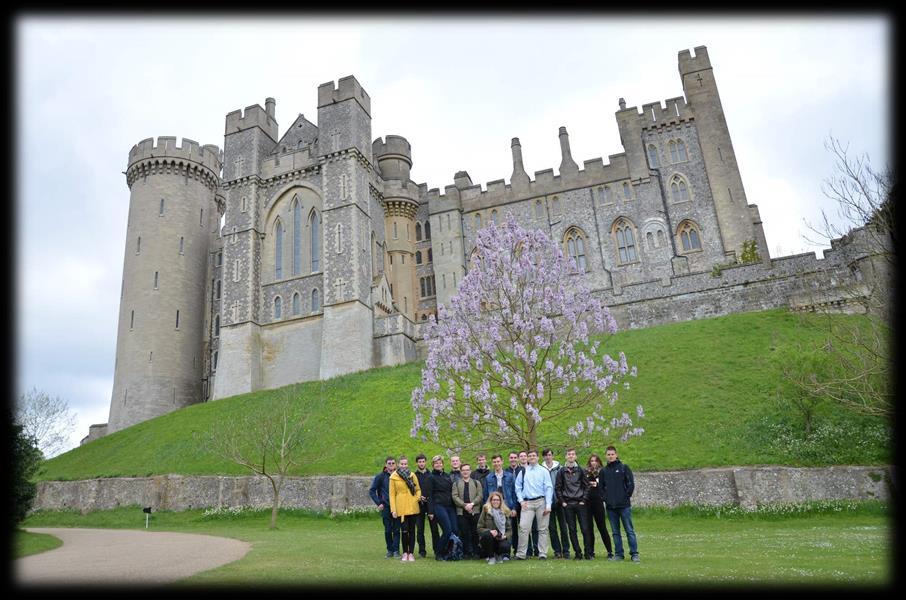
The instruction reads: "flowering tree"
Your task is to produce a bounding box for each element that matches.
[411,214,643,452]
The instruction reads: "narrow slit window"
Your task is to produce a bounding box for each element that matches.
[175,310,180,329]
[179,236,184,254]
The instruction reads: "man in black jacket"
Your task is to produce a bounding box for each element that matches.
[427,455,460,560]
[556,448,593,560]
[368,456,401,558]
[473,453,491,485]
[600,446,639,562]
[414,453,439,558]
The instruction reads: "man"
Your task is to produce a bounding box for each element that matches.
[413,453,439,558]
[556,448,592,560]
[450,455,462,481]
[506,451,524,557]
[518,450,540,557]
[427,455,459,560]
[483,454,517,509]
[473,453,491,484]
[452,463,483,559]
[514,449,553,560]
[542,448,568,559]
[368,456,401,558]
[601,446,639,563]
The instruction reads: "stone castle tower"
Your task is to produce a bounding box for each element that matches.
[88,46,868,441]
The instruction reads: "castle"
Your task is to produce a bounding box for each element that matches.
[87,46,880,441]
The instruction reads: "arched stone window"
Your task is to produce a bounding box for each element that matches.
[670,175,691,203]
[416,250,423,265]
[293,196,302,276]
[677,220,703,252]
[623,182,632,200]
[491,209,498,224]
[551,196,561,215]
[475,213,482,229]
[292,292,301,315]
[274,296,282,319]
[425,220,431,240]
[535,199,544,218]
[613,218,638,265]
[563,227,589,272]
[311,288,321,312]
[647,144,659,168]
[310,209,321,272]
[657,230,666,247]
[646,231,654,249]
[427,249,432,263]
[416,222,422,241]
[669,139,689,163]
[274,219,284,279]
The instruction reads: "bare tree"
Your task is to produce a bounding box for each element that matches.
[195,385,313,529]
[786,136,895,420]
[15,387,78,458]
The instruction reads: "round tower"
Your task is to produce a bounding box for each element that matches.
[107,136,222,433]
[373,135,419,321]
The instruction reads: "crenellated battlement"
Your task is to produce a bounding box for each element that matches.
[127,136,222,175]
[678,45,711,76]
[224,103,278,141]
[318,75,371,116]
[619,96,692,131]
[373,135,412,164]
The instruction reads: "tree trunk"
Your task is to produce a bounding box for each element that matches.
[269,477,283,529]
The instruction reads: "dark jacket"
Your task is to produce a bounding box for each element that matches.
[473,467,491,484]
[483,469,517,509]
[556,463,589,503]
[369,469,392,507]
[428,468,455,513]
[414,469,433,512]
[600,460,635,509]
[584,466,603,502]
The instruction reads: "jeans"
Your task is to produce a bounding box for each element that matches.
[516,498,550,558]
[548,502,568,555]
[381,506,401,553]
[479,529,512,558]
[562,501,592,556]
[458,511,480,557]
[415,505,438,555]
[606,506,638,558]
[586,493,613,556]
[433,504,459,558]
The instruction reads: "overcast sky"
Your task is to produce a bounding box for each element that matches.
[16,15,890,455]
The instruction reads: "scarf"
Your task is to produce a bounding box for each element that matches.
[396,467,417,495]
[490,507,507,534]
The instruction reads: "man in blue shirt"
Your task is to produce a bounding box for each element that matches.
[514,449,554,560]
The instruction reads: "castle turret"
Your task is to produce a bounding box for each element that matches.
[374,135,419,322]
[679,45,759,260]
[510,137,530,190]
[107,137,222,433]
[557,126,579,177]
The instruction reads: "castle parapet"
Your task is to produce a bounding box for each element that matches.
[224,103,278,140]
[678,45,711,75]
[318,75,371,116]
[128,136,222,176]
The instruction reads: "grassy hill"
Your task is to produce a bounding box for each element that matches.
[39,309,891,481]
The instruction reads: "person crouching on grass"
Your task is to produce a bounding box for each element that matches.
[390,455,422,562]
[477,491,514,564]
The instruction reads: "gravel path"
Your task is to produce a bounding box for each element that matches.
[15,528,251,586]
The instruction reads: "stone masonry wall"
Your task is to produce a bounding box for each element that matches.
[34,466,891,514]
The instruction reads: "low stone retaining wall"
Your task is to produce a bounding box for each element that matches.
[34,465,892,514]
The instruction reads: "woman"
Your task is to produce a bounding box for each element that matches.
[584,453,614,559]
[476,491,513,564]
[390,455,422,562]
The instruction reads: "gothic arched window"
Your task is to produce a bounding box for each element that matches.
[613,218,638,265]
[310,209,321,272]
[416,222,422,241]
[274,296,282,319]
[293,292,301,315]
[677,220,703,252]
[563,227,589,272]
[274,219,284,279]
[491,209,498,224]
[647,144,659,168]
[311,288,321,312]
[535,199,544,218]
[425,220,431,240]
[623,182,632,200]
[293,197,302,276]
[670,175,691,203]
[416,250,423,265]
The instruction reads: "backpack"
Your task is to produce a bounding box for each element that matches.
[445,534,464,561]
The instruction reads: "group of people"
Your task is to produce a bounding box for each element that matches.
[368,446,640,564]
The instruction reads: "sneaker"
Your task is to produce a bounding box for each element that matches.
[385,551,394,558]
[608,555,624,561]
[554,552,563,559]
[538,555,547,560]
[501,555,510,562]
[495,554,503,562]
[487,556,497,565]
[400,553,407,562]
[573,554,583,560]
[392,551,401,558]
[515,555,527,560]
[631,554,640,563]
[563,552,571,559]
[607,553,614,559]
[419,551,427,558]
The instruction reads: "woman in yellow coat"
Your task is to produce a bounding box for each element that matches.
[390,455,422,562]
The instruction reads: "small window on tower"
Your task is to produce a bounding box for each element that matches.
[159,198,165,216]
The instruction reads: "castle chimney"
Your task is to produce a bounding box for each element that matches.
[510,137,530,188]
[558,126,579,176]
[265,97,276,120]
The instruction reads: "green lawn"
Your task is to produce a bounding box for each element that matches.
[13,530,63,559]
[20,502,891,587]
[39,309,891,480]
